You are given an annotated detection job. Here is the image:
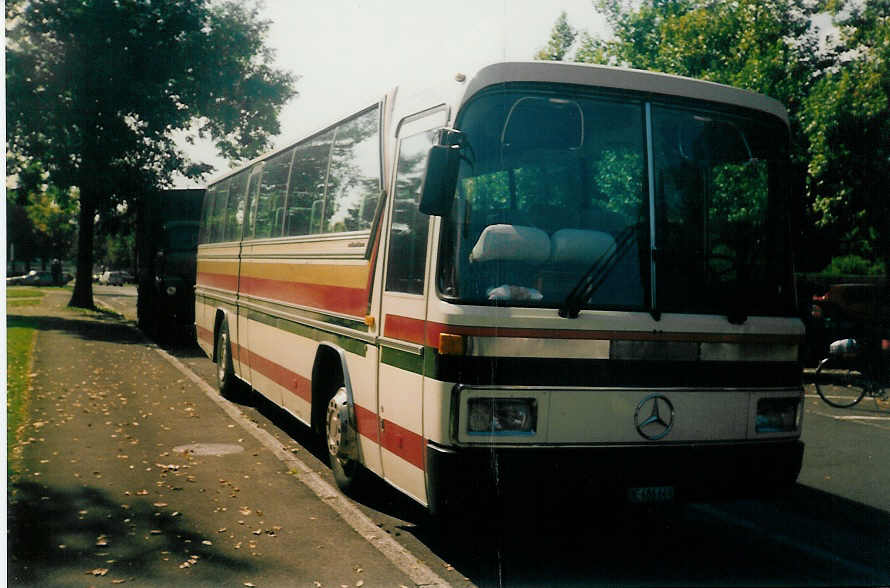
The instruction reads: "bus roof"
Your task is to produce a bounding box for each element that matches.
[459,60,789,125]
[205,60,790,188]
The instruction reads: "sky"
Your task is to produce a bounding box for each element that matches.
[180,0,609,186]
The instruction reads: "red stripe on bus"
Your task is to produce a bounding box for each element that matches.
[381,418,425,471]
[197,271,238,291]
[234,344,312,403]
[240,276,368,317]
[196,325,213,344]
[228,343,424,471]
[385,314,804,347]
[353,403,380,444]
[384,314,427,345]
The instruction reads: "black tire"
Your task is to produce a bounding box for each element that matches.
[814,356,867,408]
[325,387,363,492]
[215,321,240,399]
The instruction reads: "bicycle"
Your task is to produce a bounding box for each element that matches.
[814,336,889,408]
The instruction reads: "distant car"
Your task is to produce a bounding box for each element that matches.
[6,271,32,285]
[7,270,57,286]
[100,271,126,286]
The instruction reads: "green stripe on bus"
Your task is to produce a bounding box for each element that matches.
[380,346,425,374]
[248,298,369,332]
[246,309,367,357]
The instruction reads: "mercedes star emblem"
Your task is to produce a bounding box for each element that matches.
[634,394,675,440]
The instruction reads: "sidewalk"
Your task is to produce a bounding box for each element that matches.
[7,290,416,587]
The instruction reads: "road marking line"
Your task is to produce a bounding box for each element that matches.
[692,504,886,580]
[153,345,452,588]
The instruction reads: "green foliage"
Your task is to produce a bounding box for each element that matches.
[6,0,297,306]
[802,0,890,275]
[820,254,887,276]
[535,11,578,61]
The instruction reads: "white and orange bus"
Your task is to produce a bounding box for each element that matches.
[195,61,805,512]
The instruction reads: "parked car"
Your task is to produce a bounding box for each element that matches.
[7,270,58,286]
[99,270,126,286]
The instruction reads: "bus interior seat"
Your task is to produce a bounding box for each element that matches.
[469,224,551,265]
[469,224,550,301]
[286,207,311,236]
[549,228,616,265]
[543,227,643,306]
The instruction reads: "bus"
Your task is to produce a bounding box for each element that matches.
[195,61,805,512]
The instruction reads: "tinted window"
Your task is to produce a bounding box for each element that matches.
[325,107,380,233]
[285,131,333,236]
[254,150,292,239]
[652,104,793,316]
[385,129,435,294]
[199,186,216,244]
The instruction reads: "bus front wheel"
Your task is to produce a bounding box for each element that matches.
[326,386,362,492]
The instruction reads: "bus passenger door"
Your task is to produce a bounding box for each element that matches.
[377,111,445,504]
[236,165,263,389]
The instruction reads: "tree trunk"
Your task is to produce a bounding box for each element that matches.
[69,191,96,309]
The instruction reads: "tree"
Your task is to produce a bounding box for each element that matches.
[802,0,890,274]
[25,185,79,267]
[7,0,297,307]
[535,11,578,61]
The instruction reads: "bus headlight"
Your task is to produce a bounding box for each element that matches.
[755,398,800,433]
[467,398,537,435]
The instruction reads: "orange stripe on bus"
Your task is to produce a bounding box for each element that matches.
[240,262,369,288]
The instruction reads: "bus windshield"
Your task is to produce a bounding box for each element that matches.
[437,85,796,319]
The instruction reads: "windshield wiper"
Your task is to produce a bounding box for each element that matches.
[559,227,634,319]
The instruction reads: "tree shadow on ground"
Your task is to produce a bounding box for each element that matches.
[7,314,145,347]
[8,480,260,586]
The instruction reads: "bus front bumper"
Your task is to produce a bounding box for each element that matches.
[425,440,804,513]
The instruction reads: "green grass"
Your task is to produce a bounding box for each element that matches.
[7,316,37,478]
[6,287,44,299]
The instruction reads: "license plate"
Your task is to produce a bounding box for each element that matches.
[628,486,675,504]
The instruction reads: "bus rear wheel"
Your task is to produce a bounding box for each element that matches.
[326,386,362,492]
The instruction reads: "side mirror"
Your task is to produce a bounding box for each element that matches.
[419,129,463,217]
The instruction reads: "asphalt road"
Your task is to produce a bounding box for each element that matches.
[16,285,888,587]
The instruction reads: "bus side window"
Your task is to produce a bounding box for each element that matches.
[199,184,217,244]
[209,180,230,243]
[224,171,250,243]
[285,132,333,237]
[255,149,292,239]
[385,129,437,294]
[325,106,380,233]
